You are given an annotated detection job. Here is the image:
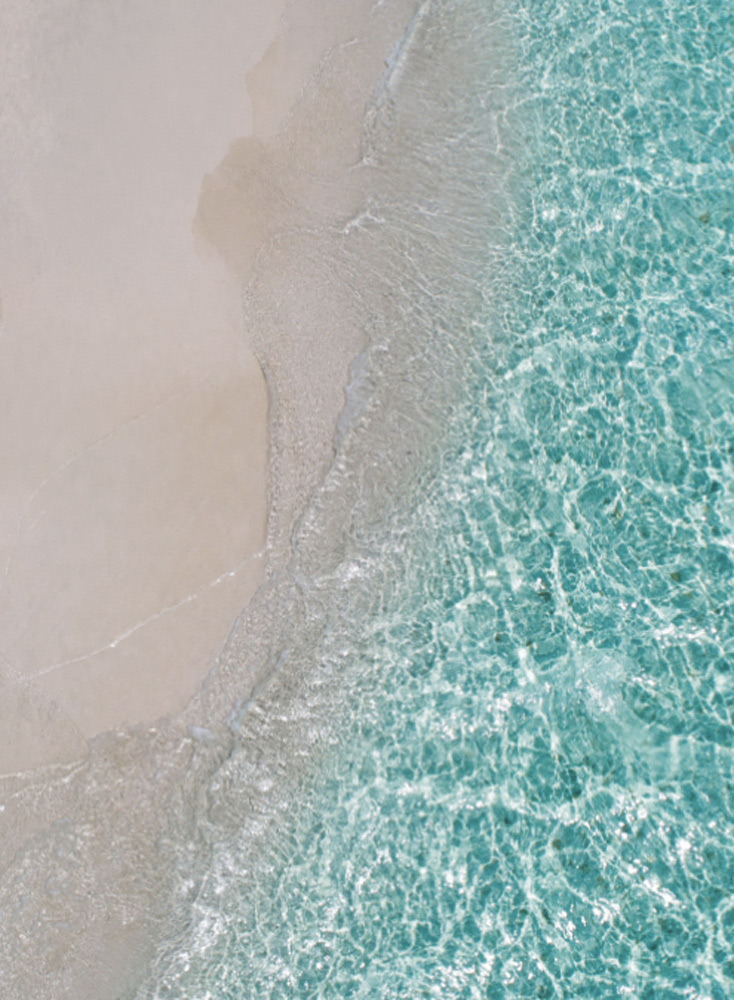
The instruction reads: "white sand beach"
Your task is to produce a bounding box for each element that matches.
[0,0,414,764]
[0,0,277,759]
[0,0,417,994]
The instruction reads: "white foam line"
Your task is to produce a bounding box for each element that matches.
[34,547,268,678]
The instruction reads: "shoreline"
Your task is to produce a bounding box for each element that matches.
[0,0,415,756]
[0,0,421,995]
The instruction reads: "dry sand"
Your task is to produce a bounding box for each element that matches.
[0,0,283,762]
[0,0,335,765]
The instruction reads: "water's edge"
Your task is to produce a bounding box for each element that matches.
[0,1,515,996]
[140,0,734,996]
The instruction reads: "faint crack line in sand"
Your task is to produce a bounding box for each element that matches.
[33,547,268,679]
[24,384,199,511]
[0,756,88,785]
[1,380,212,585]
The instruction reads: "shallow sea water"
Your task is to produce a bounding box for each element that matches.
[141,0,734,997]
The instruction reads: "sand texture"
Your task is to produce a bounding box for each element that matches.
[0,0,419,995]
[0,0,281,754]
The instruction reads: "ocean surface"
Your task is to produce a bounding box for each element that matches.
[140,0,734,996]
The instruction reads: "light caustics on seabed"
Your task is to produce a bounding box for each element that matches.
[140,0,733,997]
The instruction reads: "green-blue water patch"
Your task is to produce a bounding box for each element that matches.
[145,0,734,996]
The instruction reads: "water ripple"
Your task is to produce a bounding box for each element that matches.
[143,0,734,996]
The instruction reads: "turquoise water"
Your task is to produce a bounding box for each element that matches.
[144,0,734,997]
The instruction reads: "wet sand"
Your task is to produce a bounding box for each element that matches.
[0,0,419,995]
